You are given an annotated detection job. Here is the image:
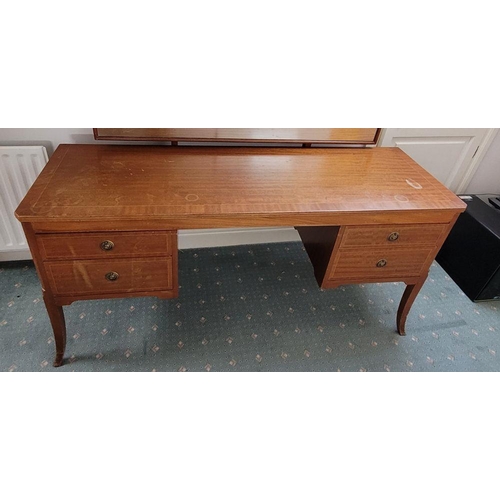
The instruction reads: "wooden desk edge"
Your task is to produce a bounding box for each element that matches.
[16,208,464,233]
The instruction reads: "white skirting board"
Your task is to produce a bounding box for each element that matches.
[0,249,32,261]
[178,227,300,249]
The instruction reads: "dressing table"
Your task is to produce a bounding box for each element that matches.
[15,129,466,366]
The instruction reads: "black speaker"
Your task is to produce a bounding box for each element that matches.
[436,194,500,302]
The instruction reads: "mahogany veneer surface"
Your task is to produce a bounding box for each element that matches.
[340,224,447,247]
[15,145,465,226]
[329,246,435,281]
[38,231,174,260]
[45,257,174,296]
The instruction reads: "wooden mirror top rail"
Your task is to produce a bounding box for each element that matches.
[93,128,381,145]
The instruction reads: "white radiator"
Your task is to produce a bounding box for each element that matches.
[0,146,47,261]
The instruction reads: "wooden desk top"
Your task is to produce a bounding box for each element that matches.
[16,144,466,228]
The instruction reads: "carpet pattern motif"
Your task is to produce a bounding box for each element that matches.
[1,242,499,372]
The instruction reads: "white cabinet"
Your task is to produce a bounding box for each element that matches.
[378,128,497,193]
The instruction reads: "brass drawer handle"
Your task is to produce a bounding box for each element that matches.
[100,240,114,251]
[376,259,387,268]
[388,232,399,242]
[105,271,119,281]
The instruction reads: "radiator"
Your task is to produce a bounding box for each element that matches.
[0,146,47,261]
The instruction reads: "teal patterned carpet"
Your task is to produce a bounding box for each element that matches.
[1,242,499,371]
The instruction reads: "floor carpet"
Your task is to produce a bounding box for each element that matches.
[1,241,499,372]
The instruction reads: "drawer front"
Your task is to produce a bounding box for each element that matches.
[45,257,173,295]
[329,247,434,281]
[340,224,447,248]
[37,231,174,260]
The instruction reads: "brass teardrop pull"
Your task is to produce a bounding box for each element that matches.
[388,232,399,242]
[376,259,387,268]
[105,271,119,281]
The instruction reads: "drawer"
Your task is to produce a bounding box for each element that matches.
[329,246,434,281]
[37,231,174,260]
[45,257,173,295]
[340,224,447,248]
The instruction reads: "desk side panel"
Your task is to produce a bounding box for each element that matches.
[296,226,340,286]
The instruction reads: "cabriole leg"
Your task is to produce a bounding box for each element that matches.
[43,293,67,367]
[397,276,427,336]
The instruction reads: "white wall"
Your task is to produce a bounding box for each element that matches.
[466,132,500,194]
[0,128,164,155]
[0,128,93,155]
